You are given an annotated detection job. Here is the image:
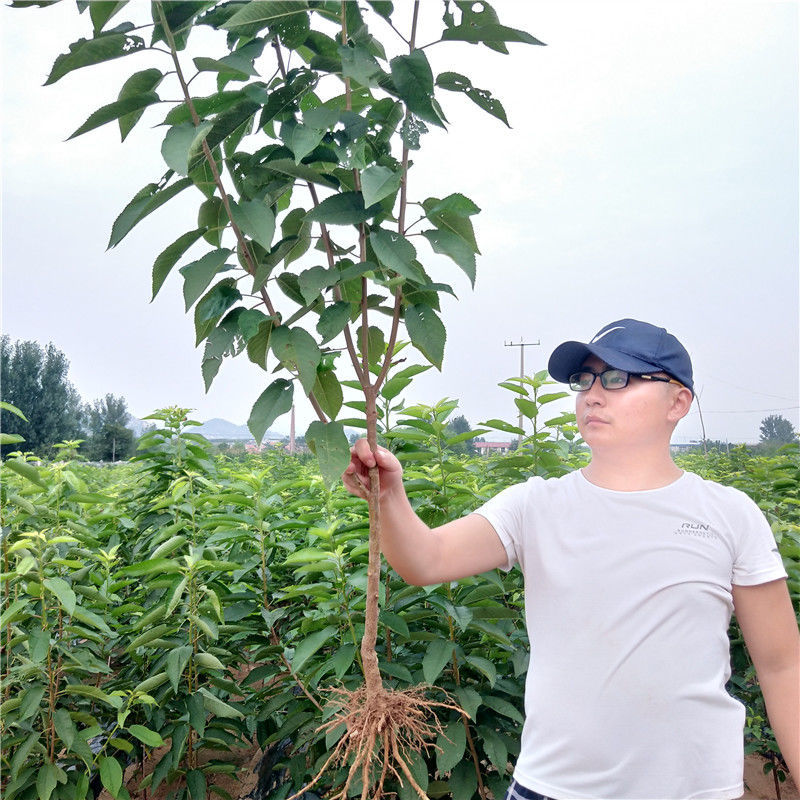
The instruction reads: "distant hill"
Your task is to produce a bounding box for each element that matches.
[127,417,284,441]
[194,418,284,441]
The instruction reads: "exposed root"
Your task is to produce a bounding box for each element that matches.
[287,684,464,800]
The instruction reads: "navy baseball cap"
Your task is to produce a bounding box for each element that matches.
[548,318,694,395]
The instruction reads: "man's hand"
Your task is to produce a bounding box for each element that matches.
[342,438,404,501]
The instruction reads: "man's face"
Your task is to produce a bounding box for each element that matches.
[575,355,684,451]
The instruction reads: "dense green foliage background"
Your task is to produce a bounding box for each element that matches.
[2,395,799,800]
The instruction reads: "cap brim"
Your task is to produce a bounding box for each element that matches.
[548,341,662,383]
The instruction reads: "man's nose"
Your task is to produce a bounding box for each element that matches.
[583,378,607,404]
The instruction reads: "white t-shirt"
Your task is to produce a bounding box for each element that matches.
[474,469,787,800]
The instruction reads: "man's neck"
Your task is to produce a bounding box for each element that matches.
[582,450,683,492]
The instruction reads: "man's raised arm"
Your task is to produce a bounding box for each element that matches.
[342,439,508,586]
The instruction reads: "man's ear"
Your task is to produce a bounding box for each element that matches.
[668,386,694,423]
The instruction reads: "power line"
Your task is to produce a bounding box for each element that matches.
[687,406,799,415]
[703,373,797,402]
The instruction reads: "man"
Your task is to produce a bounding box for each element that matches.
[342,318,799,800]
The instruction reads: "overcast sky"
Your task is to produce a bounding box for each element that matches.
[2,1,798,444]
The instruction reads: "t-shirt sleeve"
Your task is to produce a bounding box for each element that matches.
[729,488,788,586]
[472,479,534,572]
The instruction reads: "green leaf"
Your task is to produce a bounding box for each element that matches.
[90,1,128,33]
[20,685,46,720]
[187,769,206,800]
[43,577,77,615]
[449,761,477,800]
[465,654,496,686]
[306,192,374,226]
[480,418,525,435]
[339,43,384,86]
[99,756,123,799]
[134,671,170,695]
[262,158,338,189]
[68,93,160,139]
[152,228,206,300]
[231,200,275,251]
[28,628,49,662]
[421,229,476,286]
[0,401,28,420]
[198,687,243,719]
[479,726,508,774]
[248,379,293,443]
[405,304,446,369]
[482,695,524,724]
[198,197,227,247]
[166,646,193,693]
[422,639,454,684]
[36,761,58,800]
[109,176,193,249]
[162,122,213,176]
[370,228,423,282]
[389,50,444,128]
[194,55,257,80]
[360,165,402,208]
[3,458,44,486]
[453,686,482,721]
[436,71,509,127]
[423,194,480,254]
[290,625,337,673]
[514,397,538,419]
[221,0,309,32]
[128,725,164,748]
[312,370,343,420]
[306,421,350,488]
[45,25,145,85]
[378,610,409,638]
[179,249,232,311]
[194,651,225,671]
[194,278,241,326]
[188,692,206,736]
[53,709,77,750]
[297,265,332,305]
[280,119,325,164]
[10,731,40,781]
[270,326,321,395]
[441,23,546,47]
[317,301,353,343]
[436,719,466,773]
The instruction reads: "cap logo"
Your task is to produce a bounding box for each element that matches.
[590,325,625,343]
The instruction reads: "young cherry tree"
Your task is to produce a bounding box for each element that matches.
[19,1,543,795]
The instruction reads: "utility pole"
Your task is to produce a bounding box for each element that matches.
[504,338,540,448]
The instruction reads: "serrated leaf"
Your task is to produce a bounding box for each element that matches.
[198,197,227,247]
[482,694,524,724]
[436,71,509,127]
[270,326,321,395]
[45,26,145,85]
[297,265,332,305]
[194,278,241,327]
[53,708,77,750]
[152,228,206,300]
[389,50,444,128]
[28,628,50,663]
[479,726,508,774]
[436,719,466,773]
[179,249,232,310]
[312,370,343,420]
[231,200,275,253]
[109,176,193,249]
[360,165,402,208]
[449,761,477,800]
[162,121,213,176]
[306,191,374,226]
[194,651,225,671]
[370,228,423,281]
[422,639,454,684]
[280,118,325,164]
[317,301,353,343]
[36,762,58,800]
[68,92,160,139]
[405,303,446,369]
[187,769,206,800]
[90,1,128,33]
[441,23,546,47]
[43,577,76,615]
[290,625,337,673]
[263,158,338,189]
[306,421,349,488]
[421,229,476,286]
[20,685,46,720]
[248,379,293,443]
[221,0,309,32]
[453,686,482,721]
[466,654,496,686]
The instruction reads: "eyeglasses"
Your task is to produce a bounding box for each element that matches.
[569,368,685,392]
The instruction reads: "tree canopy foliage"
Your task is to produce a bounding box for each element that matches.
[0,335,83,456]
[759,414,798,445]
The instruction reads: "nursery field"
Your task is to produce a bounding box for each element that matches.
[2,406,799,800]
